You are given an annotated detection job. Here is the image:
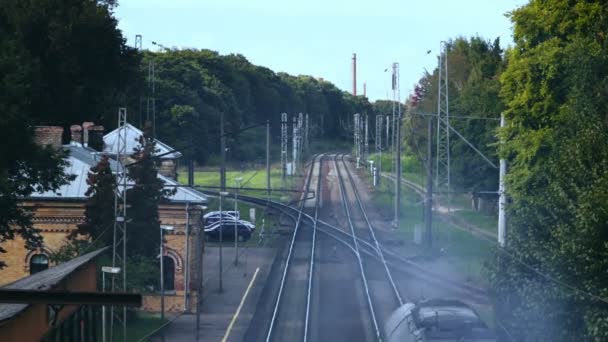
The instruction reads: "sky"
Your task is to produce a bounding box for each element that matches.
[115,0,529,102]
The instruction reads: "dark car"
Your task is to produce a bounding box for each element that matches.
[204,220,253,242]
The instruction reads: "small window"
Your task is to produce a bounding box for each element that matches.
[162,256,175,291]
[30,254,49,274]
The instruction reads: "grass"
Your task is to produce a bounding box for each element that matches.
[177,164,300,203]
[357,165,493,285]
[452,210,497,235]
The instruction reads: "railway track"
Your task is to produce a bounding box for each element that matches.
[202,154,489,341]
[264,154,320,342]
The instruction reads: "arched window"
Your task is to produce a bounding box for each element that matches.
[162,256,175,291]
[30,254,49,274]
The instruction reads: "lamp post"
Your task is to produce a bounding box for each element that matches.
[160,225,174,321]
[219,191,229,292]
[195,206,207,339]
[234,177,243,265]
[101,266,121,342]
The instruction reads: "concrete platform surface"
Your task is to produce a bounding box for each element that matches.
[148,246,276,342]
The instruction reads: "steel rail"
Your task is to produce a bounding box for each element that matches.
[200,191,488,299]
[264,154,318,342]
[304,155,323,341]
[333,154,383,341]
[339,153,405,305]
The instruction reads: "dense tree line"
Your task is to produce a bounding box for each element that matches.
[488,1,608,340]
[139,49,372,164]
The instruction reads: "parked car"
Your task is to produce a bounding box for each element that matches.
[203,211,240,226]
[204,220,253,242]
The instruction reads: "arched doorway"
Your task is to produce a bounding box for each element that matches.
[162,256,175,291]
[30,254,49,274]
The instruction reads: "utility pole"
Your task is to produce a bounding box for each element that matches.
[364,115,369,160]
[111,108,128,341]
[375,115,383,186]
[220,112,226,192]
[386,115,390,150]
[266,120,271,199]
[436,41,451,212]
[298,113,303,167]
[305,113,309,151]
[426,116,434,248]
[392,63,401,228]
[394,110,402,227]
[281,113,288,180]
[498,113,507,247]
[354,113,361,166]
[292,116,297,172]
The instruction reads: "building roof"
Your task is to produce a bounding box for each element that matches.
[103,123,182,159]
[29,144,207,203]
[0,248,107,322]
[31,144,119,199]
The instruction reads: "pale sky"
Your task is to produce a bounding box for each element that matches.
[115,0,528,102]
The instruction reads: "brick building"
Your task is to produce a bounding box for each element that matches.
[0,123,207,313]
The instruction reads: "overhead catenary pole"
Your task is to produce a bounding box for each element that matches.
[220,112,226,192]
[298,113,303,167]
[426,116,434,248]
[436,41,451,212]
[305,113,309,151]
[266,120,271,199]
[292,116,298,172]
[281,113,288,180]
[375,115,383,186]
[364,115,369,160]
[111,108,128,341]
[498,113,507,247]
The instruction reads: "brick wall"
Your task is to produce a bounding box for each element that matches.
[34,126,63,149]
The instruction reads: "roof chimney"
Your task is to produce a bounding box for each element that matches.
[34,126,64,149]
[70,125,83,145]
[88,125,105,151]
[82,122,94,147]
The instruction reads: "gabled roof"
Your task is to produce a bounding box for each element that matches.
[0,248,108,322]
[31,144,119,199]
[29,144,207,203]
[103,123,182,159]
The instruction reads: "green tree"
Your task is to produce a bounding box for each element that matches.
[1,0,141,128]
[126,121,175,259]
[70,155,116,247]
[490,1,608,340]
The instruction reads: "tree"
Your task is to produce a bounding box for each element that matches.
[69,155,116,247]
[489,1,608,340]
[126,121,175,259]
[1,0,141,128]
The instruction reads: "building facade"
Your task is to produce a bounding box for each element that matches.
[0,123,207,313]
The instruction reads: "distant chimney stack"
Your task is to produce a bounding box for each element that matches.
[82,122,94,147]
[352,53,357,96]
[70,125,83,145]
[88,125,105,151]
[34,126,64,149]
